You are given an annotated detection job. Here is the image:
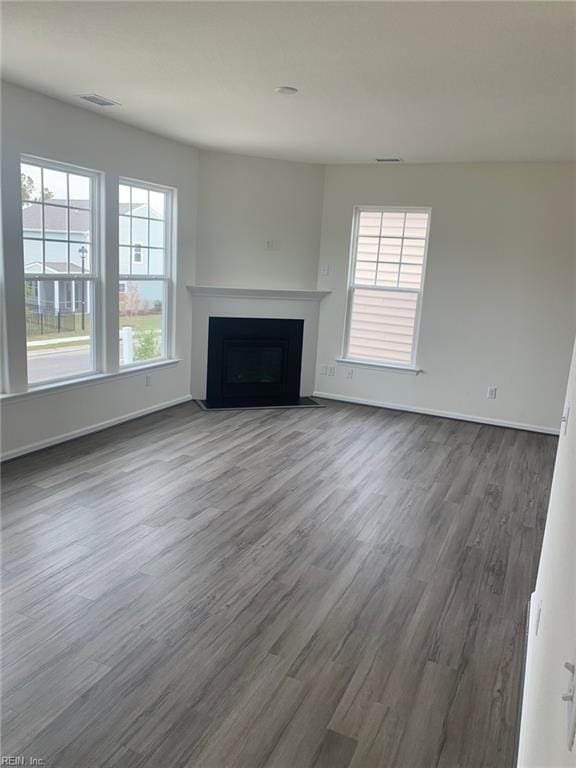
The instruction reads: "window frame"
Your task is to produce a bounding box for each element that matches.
[342,205,431,371]
[118,177,174,368]
[20,154,102,388]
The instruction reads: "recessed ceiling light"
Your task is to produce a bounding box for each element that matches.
[77,93,121,107]
[274,86,299,96]
[375,158,403,163]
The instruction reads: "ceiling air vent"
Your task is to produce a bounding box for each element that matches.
[78,94,120,107]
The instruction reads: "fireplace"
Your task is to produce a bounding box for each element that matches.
[205,317,304,408]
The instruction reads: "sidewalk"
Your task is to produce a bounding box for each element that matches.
[28,336,90,347]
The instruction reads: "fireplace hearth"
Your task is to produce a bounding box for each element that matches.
[204,317,306,409]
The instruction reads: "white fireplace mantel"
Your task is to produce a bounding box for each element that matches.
[187,285,331,301]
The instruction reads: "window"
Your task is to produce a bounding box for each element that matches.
[118,181,172,366]
[20,158,98,384]
[11,157,177,394]
[344,207,431,367]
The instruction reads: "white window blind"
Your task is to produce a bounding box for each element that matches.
[345,207,431,367]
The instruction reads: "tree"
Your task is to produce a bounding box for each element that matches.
[119,290,128,317]
[21,173,54,205]
[122,283,141,317]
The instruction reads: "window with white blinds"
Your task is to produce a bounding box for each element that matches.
[344,207,431,367]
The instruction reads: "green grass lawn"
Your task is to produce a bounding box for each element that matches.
[27,313,92,342]
[27,312,161,340]
[119,313,162,332]
[27,312,162,351]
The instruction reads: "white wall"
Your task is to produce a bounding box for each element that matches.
[315,162,575,432]
[518,338,576,767]
[191,151,326,401]
[0,82,198,458]
[197,150,324,289]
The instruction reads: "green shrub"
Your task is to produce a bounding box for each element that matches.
[134,328,160,361]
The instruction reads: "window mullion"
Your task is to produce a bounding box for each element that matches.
[147,217,151,274]
[375,210,383,287]
[66,174,70,273]
[129,187,133,276]
[27,274,95,281]
[40,166,46,273]
[396,212,406,287]
[352,283,420,294]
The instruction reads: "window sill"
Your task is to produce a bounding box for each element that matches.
[336,357,421,375]
[0,359,182,402]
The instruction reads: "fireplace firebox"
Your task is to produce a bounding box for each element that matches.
[205,317,304,408]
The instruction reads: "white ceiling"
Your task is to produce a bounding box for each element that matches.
[2,1,575,164]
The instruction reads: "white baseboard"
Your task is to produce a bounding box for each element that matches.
[1,395,194,462]
[313,391,560,435]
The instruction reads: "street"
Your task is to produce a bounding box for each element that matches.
[27,344,93,382]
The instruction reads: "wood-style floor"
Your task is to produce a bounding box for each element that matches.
[1,400,557,768]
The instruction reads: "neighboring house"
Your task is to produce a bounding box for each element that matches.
[25,261,85,314]
[118,271,161,307]
[118,201,164,306]
[23,200,160,313]
[23,198,90,316]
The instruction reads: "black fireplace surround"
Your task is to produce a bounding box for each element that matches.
[205,317,304,408]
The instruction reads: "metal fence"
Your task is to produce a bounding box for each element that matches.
[25,300,77,335]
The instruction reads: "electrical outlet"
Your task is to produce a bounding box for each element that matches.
[327,366,336,377]
[319,365,328,376]
[320,263,330,277]
[345,368,354,379]
[487,386,497,400]
[145,374,152,387]
[265,239,281,252]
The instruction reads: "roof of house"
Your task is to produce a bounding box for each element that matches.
[22,200,92,232]
[22,201,157,232]
[26,261,83,274]
[49,261,83,273]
